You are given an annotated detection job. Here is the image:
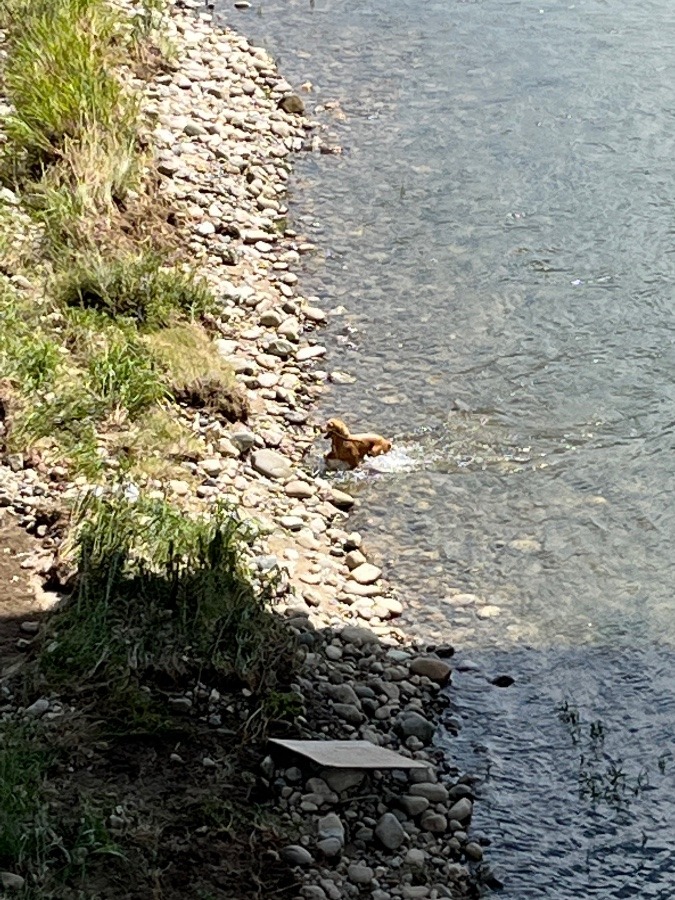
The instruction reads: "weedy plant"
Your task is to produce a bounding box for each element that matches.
[1,0,138,181]
[0,285,62,392]
[557,700,657,811]
[87,334,169,416]
[40,494,297,710]
[57,254,215,329]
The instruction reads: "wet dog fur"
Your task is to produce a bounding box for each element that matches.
[324,418,392,470]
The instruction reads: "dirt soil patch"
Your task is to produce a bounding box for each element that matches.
[0,515,46,669]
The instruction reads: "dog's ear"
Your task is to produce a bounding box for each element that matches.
[326,418,347,436]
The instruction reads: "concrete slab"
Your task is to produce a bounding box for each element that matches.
[269,739,431,770]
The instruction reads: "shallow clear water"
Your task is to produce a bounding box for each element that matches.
[216,0,675,894]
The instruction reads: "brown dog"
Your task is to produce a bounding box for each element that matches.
[324,418,392,470]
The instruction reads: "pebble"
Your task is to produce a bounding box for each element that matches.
[302,888,327,900]
[409,782,449,803]
[303,306,327,323]
[347,864,374,885]
[332,703,364,725]
[326,683,360,705]
[251,448,292,480]
[349,563,382,585]
[285,480,315,498]
[339,625,379,647]
[24,698,50,717]
[0,873,25,891]
[375,812,406,850]
[281,845,313,866]
[345,549,367,569]
[409,656,452,685]
[296,345,326,361]
[323,769,364,793]
[419,811,447,833]
[169,479,190,496]
[399,795,430,816]
[317,812,345,847]
[280,515,304,531]
[464,842,484,861]
[328,488,355,509]
[476,604,501,619]
[200,458,224,476]
[396,711,436,744]
[229,429,257,452]
[447,798,473,822]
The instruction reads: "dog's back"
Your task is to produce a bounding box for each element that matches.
[324,418,392,468]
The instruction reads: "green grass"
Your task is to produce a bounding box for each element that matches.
[87,335,168,416]
[0,276,228,477]
[144,323,250,421]
[1,0,137,179]
[0,719,126,893]
[58,254,216,329]
[130,0,168,40]
[7,311,168,475]
[0,721,52,871]
[41,495,297,702]
[0,290,63,392]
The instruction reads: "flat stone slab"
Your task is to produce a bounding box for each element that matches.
[269,739,431,770]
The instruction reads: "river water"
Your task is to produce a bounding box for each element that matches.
[216,0,675,894]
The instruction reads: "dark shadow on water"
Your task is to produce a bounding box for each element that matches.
[441,643,675,899]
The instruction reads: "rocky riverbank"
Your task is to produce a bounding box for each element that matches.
[0,1,486,896]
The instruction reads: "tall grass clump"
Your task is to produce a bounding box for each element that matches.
[87,336,168,415]
[40,496,296,700]
[2,0,138,179]
[58,254,216,329]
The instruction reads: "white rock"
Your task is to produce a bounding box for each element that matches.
[477,604,501,619]
[303,306,327,323]
[349,563,382,585]
[200,458,224,476]
[195,220,216,236]
[285,480,315,498]
[329,488,355,509]
[296,344,326,361]
[214,338,239,356]
[251,449,292,480]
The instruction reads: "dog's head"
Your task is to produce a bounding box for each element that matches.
[325,418,350,438]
